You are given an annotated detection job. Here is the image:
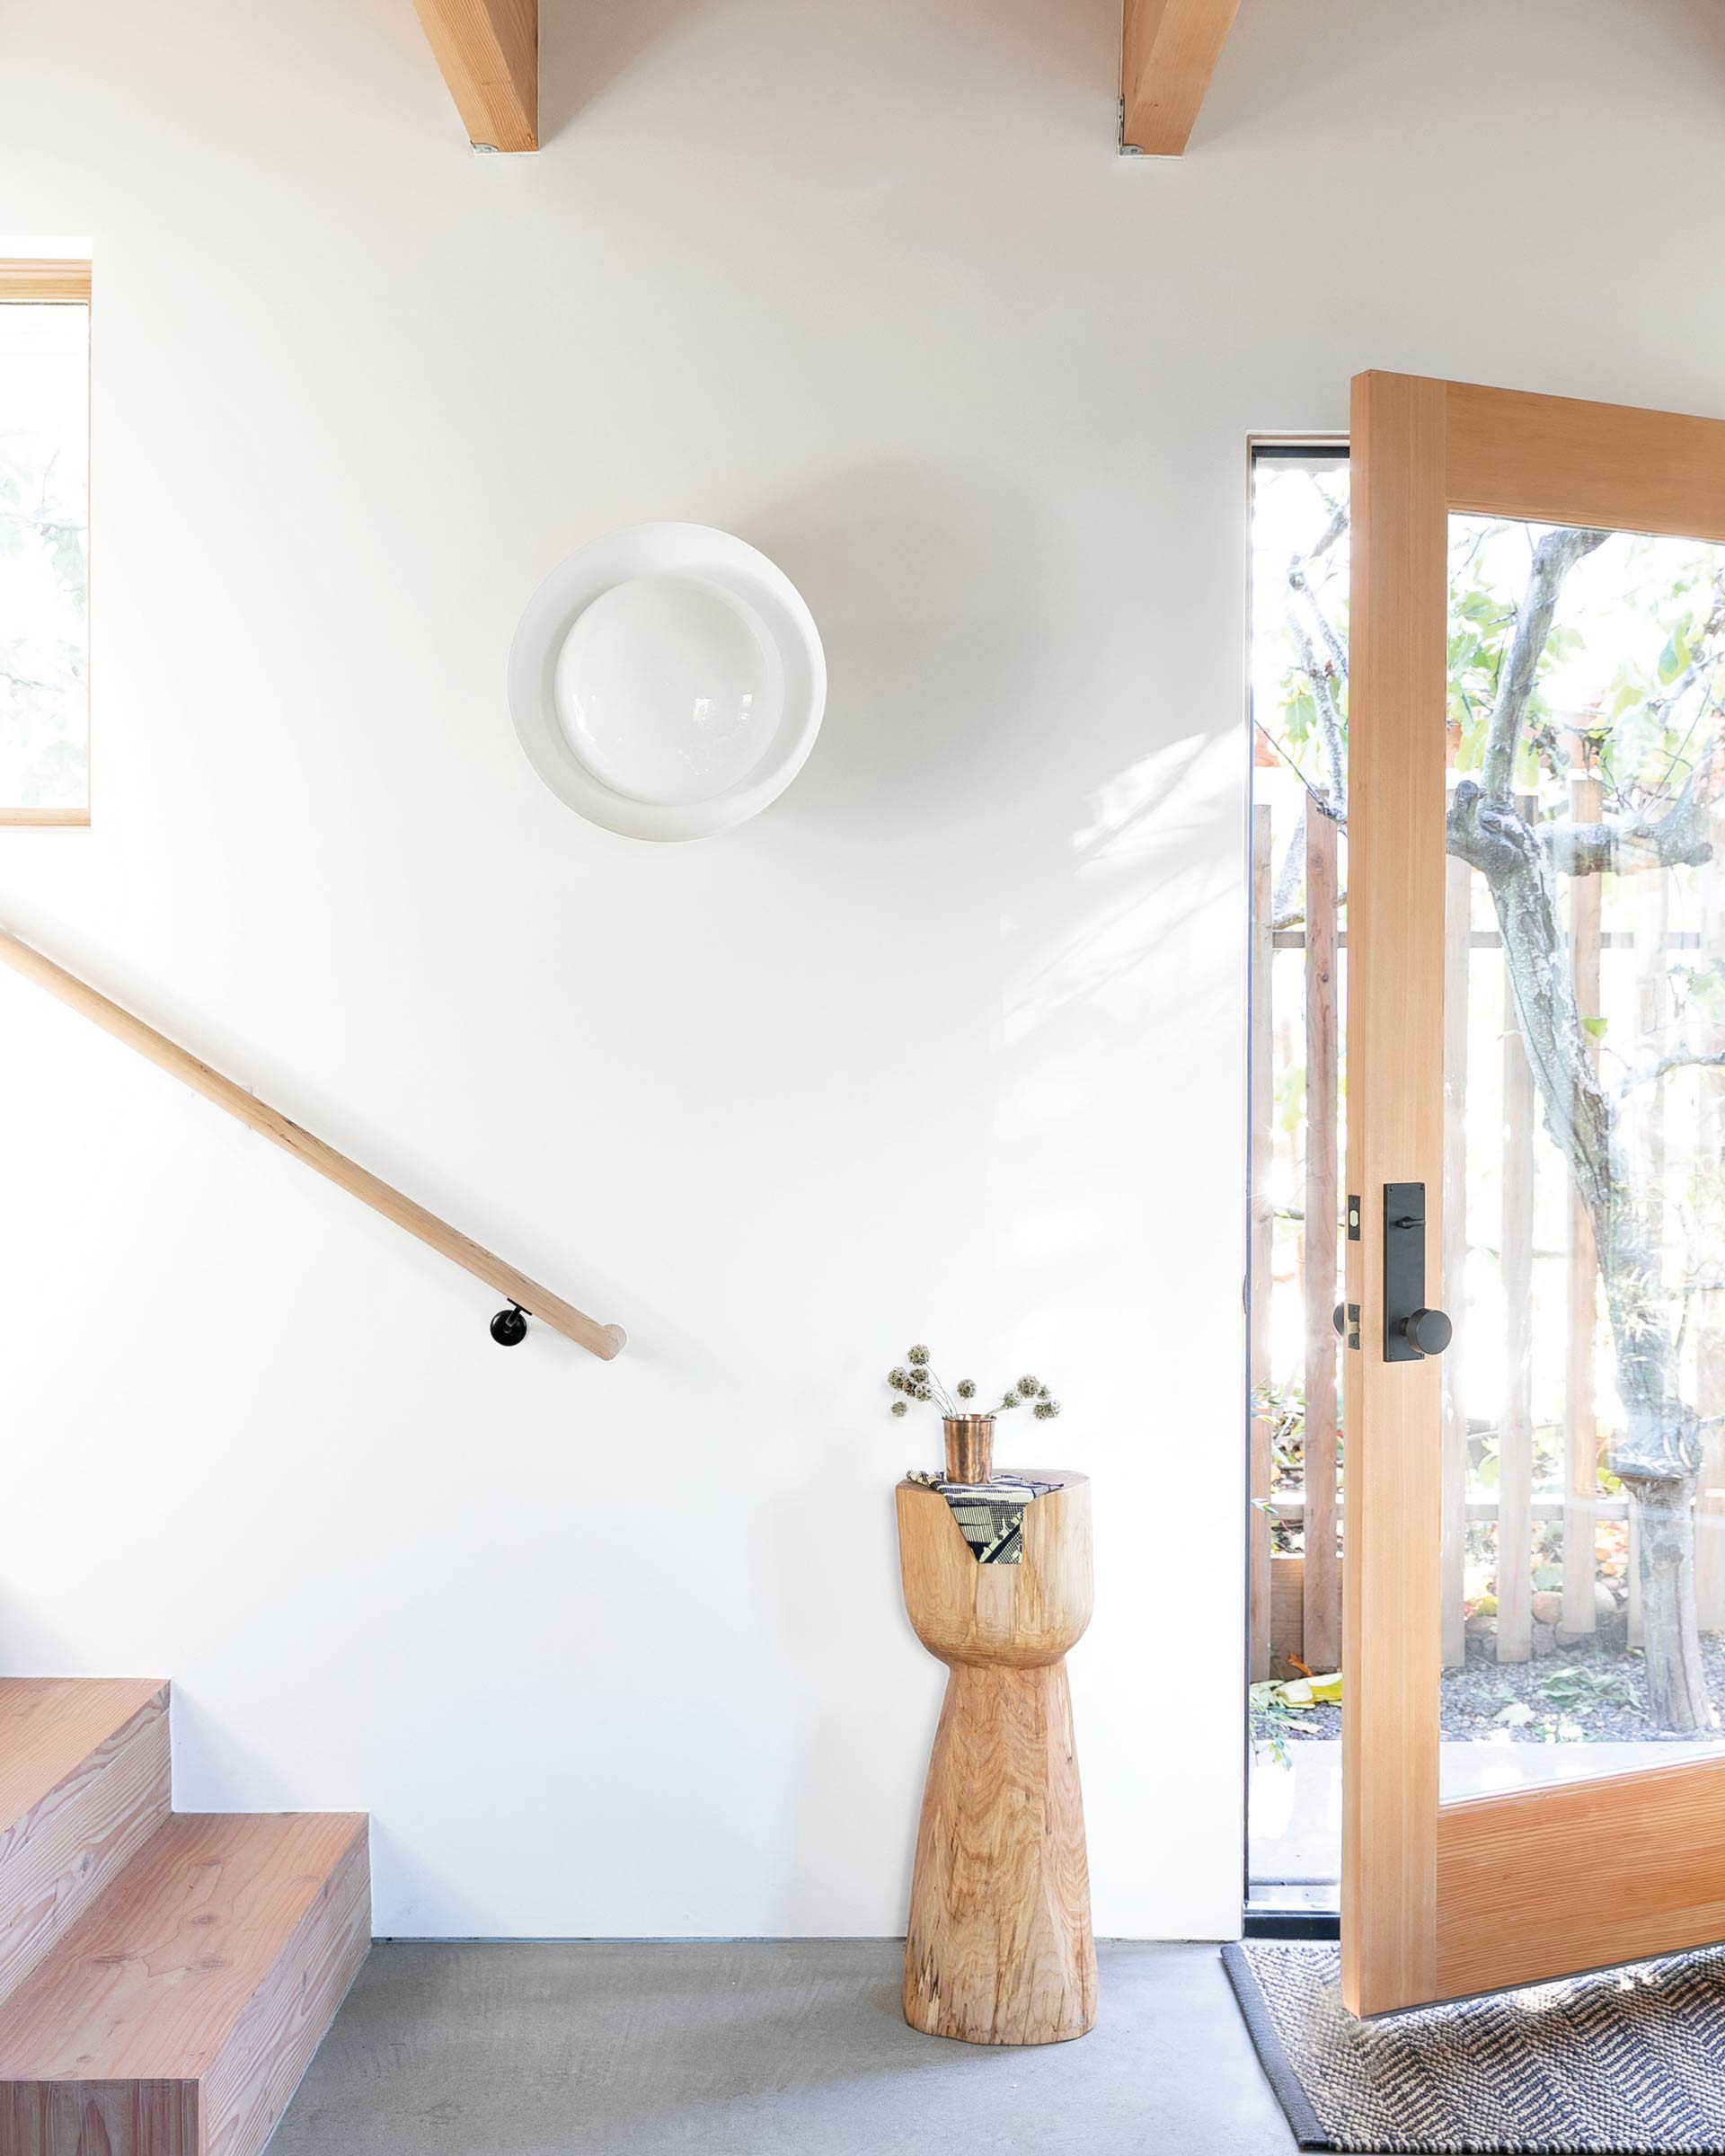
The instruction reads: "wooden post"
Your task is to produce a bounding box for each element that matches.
[1249,803,1275,1683]
[1498,795,1538,1664]
[1562,773,1604,1640]
[1303,806,1341,1674]
[1697,805,1725,1631]
[1441,852,1472,1667]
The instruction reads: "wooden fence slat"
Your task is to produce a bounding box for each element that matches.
[1632,869,1668,1251]
[1498,794,1538,1664]
[1249,802,1275,1683]
[1441,852,1471,1668]
[1697,804,1725,1632]
[1628,1508,1644,1649]
[1563,773,1605,1640]
[1303,806,1341,1674]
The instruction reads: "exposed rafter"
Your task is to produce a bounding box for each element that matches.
[1120,0,1242,156]
[412,0,537,152]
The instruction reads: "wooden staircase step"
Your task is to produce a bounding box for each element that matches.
[0,1679,171,2002]
[0,1811,369,2156]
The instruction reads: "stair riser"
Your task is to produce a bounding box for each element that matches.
[0,1693,170,2005]
[0,2077,197,2156]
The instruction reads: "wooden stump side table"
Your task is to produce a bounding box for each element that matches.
[895,1469,1097,2046]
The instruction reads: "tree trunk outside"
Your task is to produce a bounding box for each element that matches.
[1451,781,1713,1732]
[1626,1473,1712,1732]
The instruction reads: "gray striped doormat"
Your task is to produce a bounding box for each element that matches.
[1225,1940,1725,2152]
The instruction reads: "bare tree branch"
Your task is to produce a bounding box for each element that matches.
[1616,1046,1725,1097]
[1480,526,1609,800]
[1282,593,1348,817]
[1543,738,1724,876]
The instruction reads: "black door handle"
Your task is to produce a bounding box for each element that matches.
[1393,1306,1452,1357]
[1384,1183,1452,1362]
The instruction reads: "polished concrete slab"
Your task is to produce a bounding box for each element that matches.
[269,1939,1297,2155]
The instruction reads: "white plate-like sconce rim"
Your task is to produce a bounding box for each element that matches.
[508,521,827,843]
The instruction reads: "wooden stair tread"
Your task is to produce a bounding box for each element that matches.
[0,1811,367,2081]
[0,1680,167,1833]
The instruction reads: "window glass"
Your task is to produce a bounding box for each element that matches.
[0,281,89,818]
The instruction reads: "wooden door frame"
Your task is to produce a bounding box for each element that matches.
[1342,372,1725,2015]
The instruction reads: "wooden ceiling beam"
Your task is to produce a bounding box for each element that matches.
[412,0,537,152]
[1120,0,1242,156]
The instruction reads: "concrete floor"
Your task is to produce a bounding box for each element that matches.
[268,1940,1298,2156]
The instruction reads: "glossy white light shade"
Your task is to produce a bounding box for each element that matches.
[553,575,784,808]
[509,524,826,843]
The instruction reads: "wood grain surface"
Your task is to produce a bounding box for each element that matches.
[1120,0,1242,155]
[411,0,536,150]
[1341,370,1448,2017]
[1437,1754,1725,2000]
[0,1681,170,2004]
[0,1813,368,2156]
[897,1474,1095,2045]
[1446,379,1725,544]
[895,1476,1092,1671]
[0,2077,200,2155]
[203,1820,369,2156]
[903,1662,1096,2046]
[0,262,90,305]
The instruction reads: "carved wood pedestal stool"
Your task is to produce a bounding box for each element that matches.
[895,1461,1096,2046]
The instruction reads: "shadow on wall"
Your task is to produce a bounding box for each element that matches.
[1208,0,1725,155]
[546,0,714,137]
[740,456,1065,825]
[546,0,1117,142]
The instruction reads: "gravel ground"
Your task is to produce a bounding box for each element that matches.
[1253,1634,1725,1748]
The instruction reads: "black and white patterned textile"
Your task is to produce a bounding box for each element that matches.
[1225,1938,1725,2152]
[905,1471,1063,1564]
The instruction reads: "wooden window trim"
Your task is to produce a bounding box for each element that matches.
[0,258,92,827]
[0,260,91,306]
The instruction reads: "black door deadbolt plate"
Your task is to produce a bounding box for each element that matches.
[1384,1182,1426,1363]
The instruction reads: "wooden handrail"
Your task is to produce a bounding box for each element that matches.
[0,926,625,1360]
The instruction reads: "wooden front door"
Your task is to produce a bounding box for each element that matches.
[1342,373,1725,2014]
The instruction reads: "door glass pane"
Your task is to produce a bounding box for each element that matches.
[1439,514,1725,1798]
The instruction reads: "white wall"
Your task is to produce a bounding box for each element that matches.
[1,0,1722,1940]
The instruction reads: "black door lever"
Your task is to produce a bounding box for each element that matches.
[1384,1183,1451,1362]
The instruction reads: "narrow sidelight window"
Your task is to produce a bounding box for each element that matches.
[0,258,91,826]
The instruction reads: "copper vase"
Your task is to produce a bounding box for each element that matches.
[943,1415,995,1484]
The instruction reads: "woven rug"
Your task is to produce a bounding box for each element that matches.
[1225,1940,1725,2152]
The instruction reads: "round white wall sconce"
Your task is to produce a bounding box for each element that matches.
[508,524,826,841]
